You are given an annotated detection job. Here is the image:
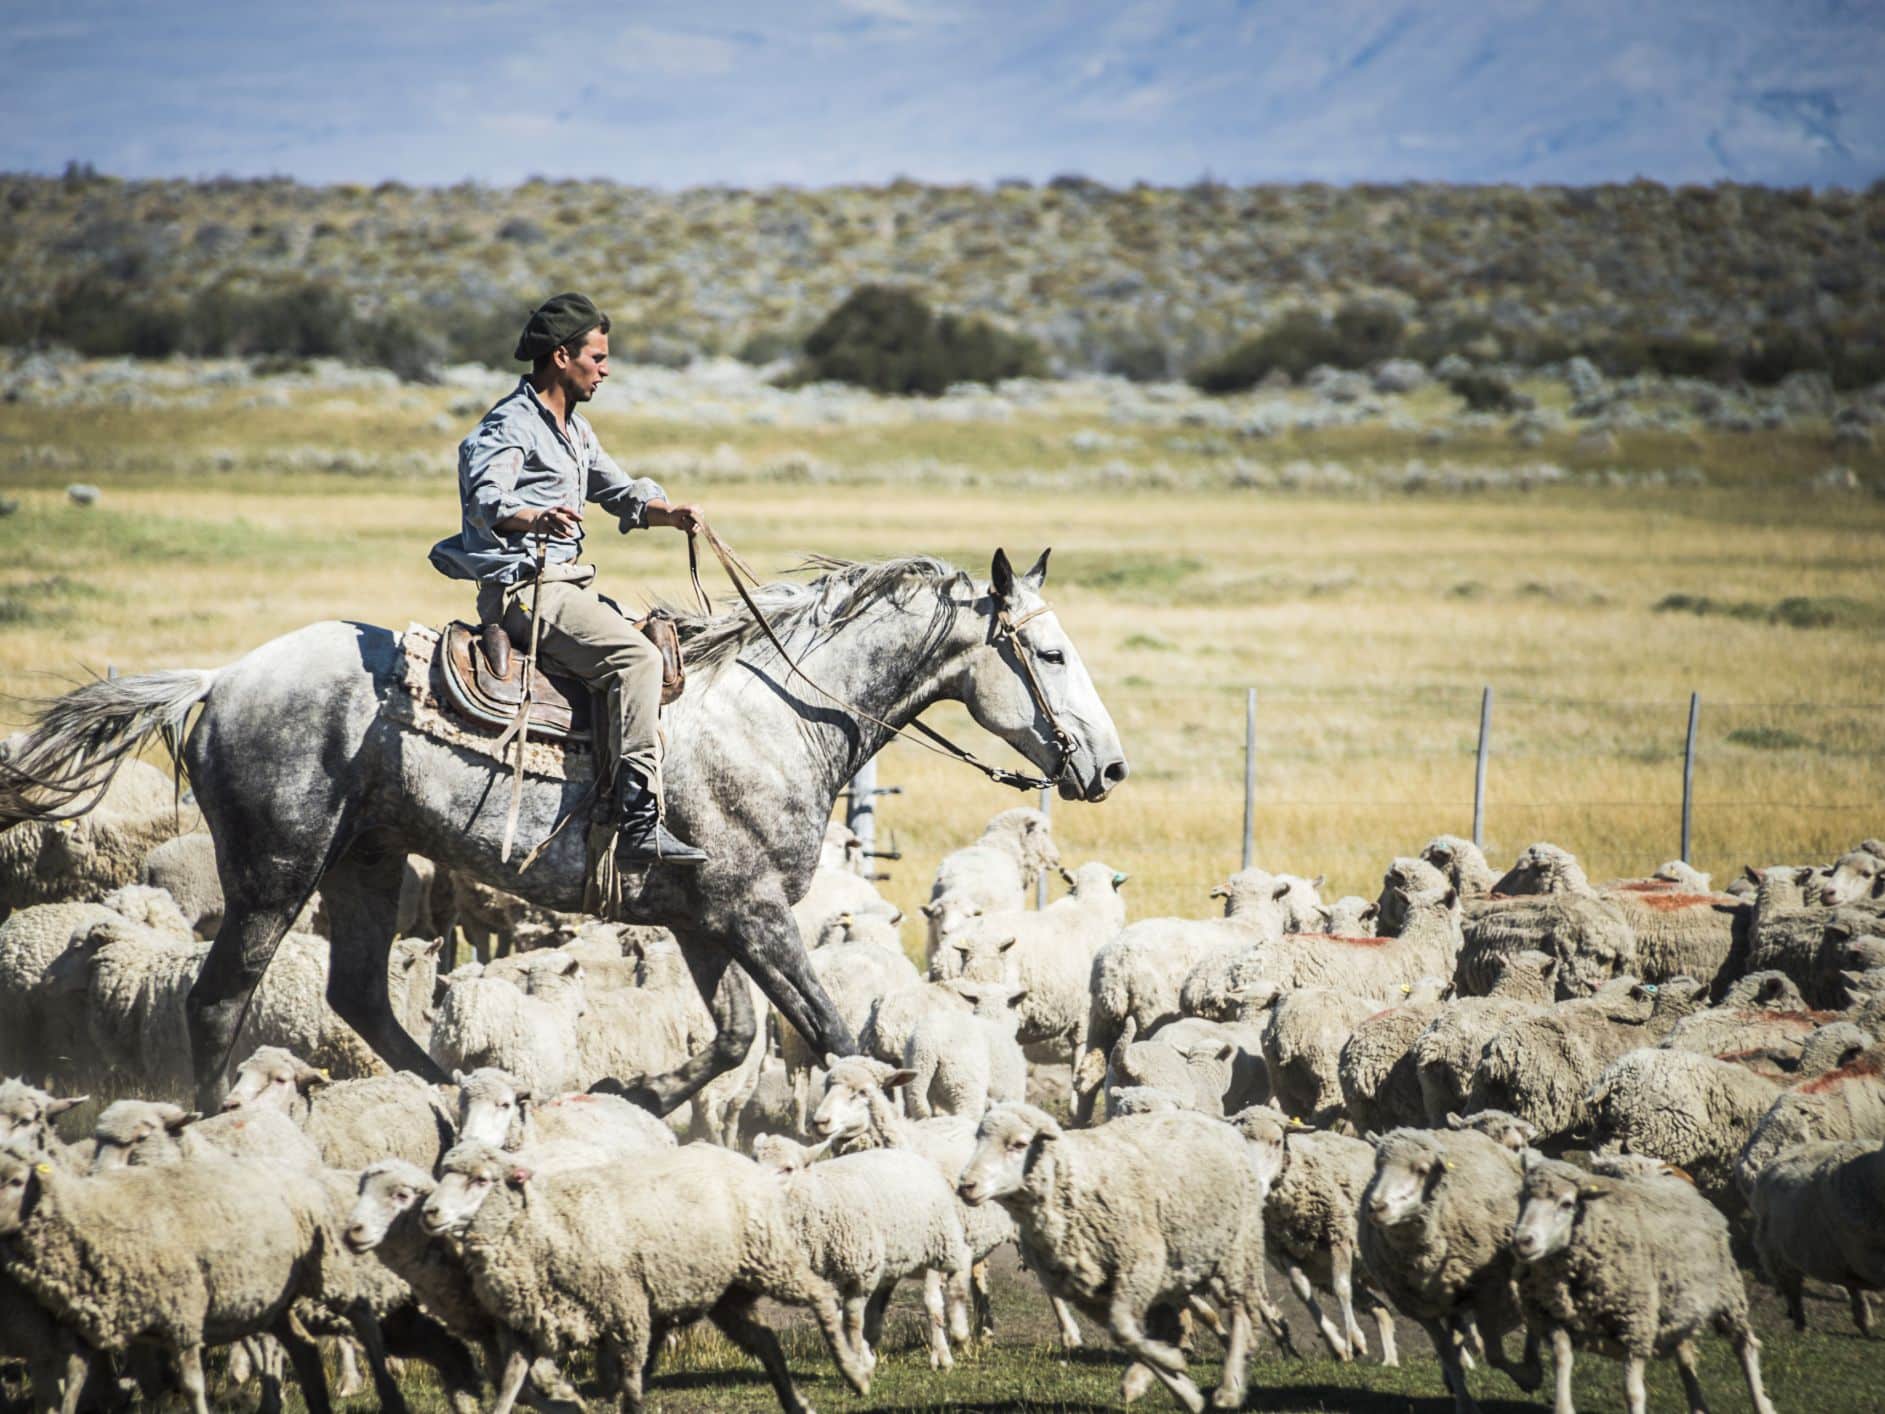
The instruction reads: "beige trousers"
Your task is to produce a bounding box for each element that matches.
[477,580,663,786]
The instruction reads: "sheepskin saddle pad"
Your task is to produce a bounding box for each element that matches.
[389,623,593,782]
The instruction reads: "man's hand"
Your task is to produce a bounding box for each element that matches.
[496,505,582,538]
[646,500,705,534]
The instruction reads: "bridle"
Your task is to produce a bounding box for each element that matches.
[689,526,1074,794]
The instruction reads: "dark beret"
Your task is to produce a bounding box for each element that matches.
[513,292,606,361]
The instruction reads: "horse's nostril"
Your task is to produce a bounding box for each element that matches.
[1102,759,1129,785]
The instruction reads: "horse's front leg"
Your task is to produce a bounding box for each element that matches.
[716,898,858,1066]
[597,939,756,1118]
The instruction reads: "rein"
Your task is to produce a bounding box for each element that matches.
[687,525,1067,793]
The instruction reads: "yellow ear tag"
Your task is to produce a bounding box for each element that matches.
[35,1163,53,1175]
[317,1068,331,1080]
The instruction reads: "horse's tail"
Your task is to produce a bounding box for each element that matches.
[0,669,218,825]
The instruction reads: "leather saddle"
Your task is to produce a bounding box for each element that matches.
[436,612,685,744]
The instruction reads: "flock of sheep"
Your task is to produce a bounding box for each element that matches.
[2,754,1884,1414]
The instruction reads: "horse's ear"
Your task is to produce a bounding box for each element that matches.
[1022,549,1050,589]
[990,549,1016,603]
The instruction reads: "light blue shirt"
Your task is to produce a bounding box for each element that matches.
[429,378,667,585]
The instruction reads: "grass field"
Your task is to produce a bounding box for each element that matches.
[2,359,1883,1410]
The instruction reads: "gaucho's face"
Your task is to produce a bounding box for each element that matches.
[560,329,609,402]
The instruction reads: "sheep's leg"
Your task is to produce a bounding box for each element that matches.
[344,1309,412,1414]
[708,1290,814,1414]
[1209,1300,1254,1411]
[971,1258,994,1338]
[1051,1293,1084,1349]
[334,1337,365,1398]
[487,1333,534,1414]
[607,1332,646,1414]
[945,1266,973,1345]
[272,1315,334,1414]
[320,845,447,1082]
[863,1281,893,1350]
[843,1292,874,1374]
[1107,1295,1203,1414]
[378,1305,484,1413]
[1850,1287,1875,1336]
[1286,1263,1346,1358]
[1542,1326,1572,1414]
[1778,1269,1807,1330]
[1731,1325,1777,1414]
[1365,1292,1399,1366]
[1331,1249,1367,1359]
[172,1346,211,1414]
[1624,1354,1649,1414]
[919,1272,953,1369]
[1672,1338,1709,1414]
[1419,1317,1481,1414]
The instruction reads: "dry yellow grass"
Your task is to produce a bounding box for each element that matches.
[2,371,1881,926]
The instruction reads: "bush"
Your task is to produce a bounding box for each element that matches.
[1189,301,1405,394]
[799,285,1044,396]
[1738,326,1829,386]
[736,329,800,365]
[1446,368,1525,412]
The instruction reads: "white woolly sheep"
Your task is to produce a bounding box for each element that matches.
[779,920,920,1131]
[138,830,329,939]
[0,758,198,917]
[1583,1048,1785,1209]
[792,863,901,950]
[817,820,870,876]
[420,1140,868,1413]
[452,1065,675,1158]
[1735,1037,1885,1198]
[1467,977,1708,1144]
[0,1143,337,1414]
[0,1078,89,1171]
[0,898,123,1076]
[1658,971,1843,1074]
[1359,1126,1542,1412]
[219,1045,456,1171]
[1104,1015,1267,1118]
[922,806,1059,964]
[1263,985,1395,1129]
[809,1053,1083,1349]
[427,949,587,1096]
[1511,1154,1776,1414]
[1418,835,1499,902]
[1077,866,1299,1121]
[903,978,1028,1119]
[1821,840,1885,907]
[1316,896,1380,936]
[1338,976,1453,1134]
[958,1104,1280,1414]
[751,1133,972,1370]
[87,1098,322,1173]
[1749,1137,1885,1336]
[1229,1107,1399,1365]
[934,860,1128,1088]
[1411,952,1565,1125]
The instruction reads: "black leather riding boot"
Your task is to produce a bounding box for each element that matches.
[610,768,707,867]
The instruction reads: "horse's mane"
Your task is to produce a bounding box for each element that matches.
[673,554,975,680]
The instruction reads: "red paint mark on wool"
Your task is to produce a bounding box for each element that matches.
[1614,880,1677,893]
[1629,891,1732,912]
[1325,934,1390,948]
[1800,1048,1885,1093]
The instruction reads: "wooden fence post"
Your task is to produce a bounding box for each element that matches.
[1681,693,1700,863]
[1473,687,1493,849]
[1242,688,1257,871]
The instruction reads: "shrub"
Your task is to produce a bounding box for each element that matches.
[1446,368,1525,413]
[1739,326,1829,385]
[736,328,800,365]
[798,284,1043,396]
[1190,301,1405,394]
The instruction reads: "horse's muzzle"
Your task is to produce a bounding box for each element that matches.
[1070,756,1129,802]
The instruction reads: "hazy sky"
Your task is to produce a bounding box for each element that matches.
[4,1,1880,188]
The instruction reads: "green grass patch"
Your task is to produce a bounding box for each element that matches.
[1727,726,1812,751]
[1654,592,1880,631]
[1055,552,1205,596]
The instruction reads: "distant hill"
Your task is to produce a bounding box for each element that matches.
[2,171,1880,385]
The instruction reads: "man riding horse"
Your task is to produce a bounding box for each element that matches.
[429,292,707,867]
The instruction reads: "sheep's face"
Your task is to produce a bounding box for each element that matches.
[959,1103,1058,1206]
[222,1049,324,1113]
[455,1069,528,1149]
[89,1100,193,1172]
[1449,1109,1541,1153]
[0,1149,40,1237]
[811,1059,902,1142]
[0,1082,84,1149]
[348,1160,434,1252]
[922,892,983,948]
[1227,1111,1288,1198]
[1365,1136,1446,1228]
[751,1133,815,1174]
[1512,1163,1586,1262]
[1213,868,1279,921]
[1823,849,1884,907]
[1104,1085,1185,1119]
[423,1145,518,1236]
[949,978,1027,1022]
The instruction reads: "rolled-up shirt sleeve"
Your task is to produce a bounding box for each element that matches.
[587,441,668,532]
[460,429,528,535]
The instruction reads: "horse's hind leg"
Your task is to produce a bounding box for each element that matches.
[321,840,448,1082]
[188,848,330,1111]
[601,943,756,1117]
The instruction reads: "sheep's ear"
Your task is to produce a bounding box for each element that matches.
[990,549,1017,603]
[1743,865,1760,885]
[551,955,582,976]
[1760,976,1785,1001]
[1444,1112,1466,1130]
[822,1052,843,1071]
[1034,1113,1064,1141]
[294,1063,330,1093]
[1442,886,1458,909]
[1209,884,1230,899]
[919,901,941,919]
[1310,874,1326,890]
[998,934,1019,952]
[1112,871,1129,889]
[1271,882,1292,901]
[1213,1042,1237,1062]
[422,938,444,958]
[885,1068,917,1092]
[1363,1130,1381,1145]
[165,1109,202,1134]
[43,1095,89,1119]
[943,978,973,999]
[1021,549,1050,590]
[1360,903,1380,927]
[1520,1149,1541,1172]
[505,1163,534,1189]
[452,1070,469,1088]
[1006,987,1029,1009]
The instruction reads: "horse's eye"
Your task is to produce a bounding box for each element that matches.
[1039,649,1065,665]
